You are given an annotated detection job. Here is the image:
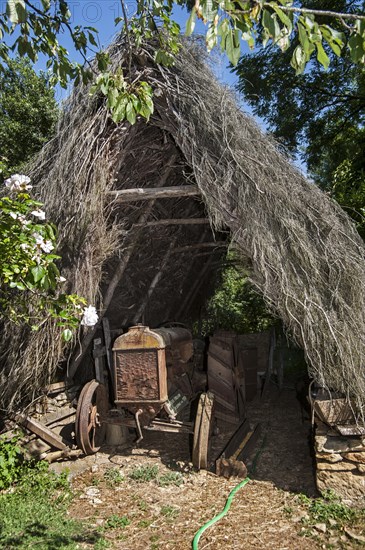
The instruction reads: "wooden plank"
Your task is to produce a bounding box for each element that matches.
[216,419,250,460]
[15,415,69,451]
[237,423,262,463]
[213,394,237,413]
[107,185,200,202]
[43,382,67,395]
[336,425,365,436]
[208,343,234,367]
[214,410,241,425]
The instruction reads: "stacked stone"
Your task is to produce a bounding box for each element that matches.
[315,420,365,504]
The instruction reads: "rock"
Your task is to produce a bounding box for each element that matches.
[328,518,337,527]
[315,452,343,463]
[344,528,365,543]
[91,464,99,473]
[314,523,327,533]
[85,486,100,497]
[348,439,365,450]
[92,498,103,505]
[343,452,365,464]
[357,464,365,474]
[316,460,357,471]
[55,392,68,402]
[317,470,365,503]
[315,435,365,454]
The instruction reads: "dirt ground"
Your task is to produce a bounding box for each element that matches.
[61,386,362,549]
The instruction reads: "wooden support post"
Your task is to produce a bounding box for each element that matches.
[93,338,104,384]
[107,185,200,202]
[262,328,276,397]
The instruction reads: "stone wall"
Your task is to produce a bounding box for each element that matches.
[315,420,365,505]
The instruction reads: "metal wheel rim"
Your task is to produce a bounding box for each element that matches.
[75,380,109,455]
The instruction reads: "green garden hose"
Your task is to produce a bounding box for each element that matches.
[192,477,250,550]
[192,435,267,549]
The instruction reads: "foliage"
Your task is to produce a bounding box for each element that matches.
[160,505,180,517]
[0,440,105,549]
[0,176,92,340]
[104,514,130,530]
[128,464,185,486]
[297,490,364,534]
[201,259,274,335]
[234,1,365,237]
[1,1,365,125]
[0,434,23,489]
[157,471,184,487]
[0,57,58,177]
[128,464,159,482]
[103,467,125,485]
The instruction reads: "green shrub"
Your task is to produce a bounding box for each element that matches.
[0,435,24,489]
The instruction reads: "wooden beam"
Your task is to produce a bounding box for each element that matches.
[15,414,69,451]
[107,185,200,202]
[172,242,227,253]
[134,218,210,228]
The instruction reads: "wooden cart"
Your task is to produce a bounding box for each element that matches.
[75,325,214,469]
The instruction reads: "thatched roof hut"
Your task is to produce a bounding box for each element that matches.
[1,37,365,418]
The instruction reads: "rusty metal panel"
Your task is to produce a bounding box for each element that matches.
[113,348,167,403]
[113,325,165,351]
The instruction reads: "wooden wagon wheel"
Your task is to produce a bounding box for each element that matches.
[75,380,109,455]
[192,392,215,470]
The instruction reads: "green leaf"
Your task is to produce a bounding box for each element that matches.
[262,9,280,42]
[290,44,307,75]
[126,101,136,125]
[185,9,197,36]
[107,87,119,110]
[272,5,292,33]
[348,31,365,64]
[62,329,73,342]
[6,0,27,24]
[316,42,329,70]
[224,28,241,66]
[31,265,46,283]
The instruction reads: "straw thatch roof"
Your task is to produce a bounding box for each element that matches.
[1,36,365,418]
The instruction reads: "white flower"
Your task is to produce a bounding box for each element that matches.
[4,174,32,192]
[81,305,99,327]
[18,215,30,225]
[57,276,66,283]
[31,210,46,220]
[33,233,44,245]
[9,211,18,219]
[32,233,54,253]
[41,240,54,253]
[20,243,30,251]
